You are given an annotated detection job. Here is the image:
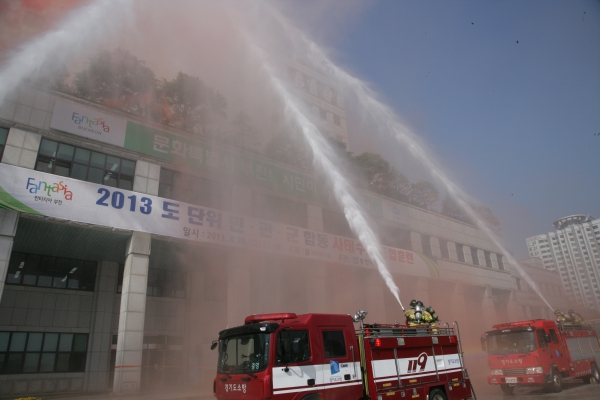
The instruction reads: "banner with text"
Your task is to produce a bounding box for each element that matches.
[0,164,436,277]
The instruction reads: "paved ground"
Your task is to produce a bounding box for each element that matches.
[7,378,599,400]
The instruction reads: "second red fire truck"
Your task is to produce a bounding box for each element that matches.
[211,310,476,400]
[481,318,600,394]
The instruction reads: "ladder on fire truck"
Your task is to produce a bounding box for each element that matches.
[357,320,477,399]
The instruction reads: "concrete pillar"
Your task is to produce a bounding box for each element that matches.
[481,286,497,329]
[227,252,251,327]
[86,261,119,392]
[506,290,522,321]
[0,210,19,303]
[113,232,151,393]
[133,161,160,196]
[306,267,327,313]
[1,128,41,169]
[450,283,472,342]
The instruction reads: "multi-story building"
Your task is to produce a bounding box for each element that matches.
[0,83,522,397]
[526,215,600,311]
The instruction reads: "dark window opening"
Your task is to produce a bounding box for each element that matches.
[421,234,432,257]
[0,127,8,160]
[379,225,412,251]
[323,209,354,238]
[456,244,465,263]
[439,239,450,259]
[322,331,346,358]
[159,169,232,211]
[35,138,135,190]
[6,252,96,291]
[497,254,505,271]
[276,330,310,365]
[0,331,87,374]
[484,251,492,268]
[252,191,307,228]
[117,266,186,298]
[471,247,480,265]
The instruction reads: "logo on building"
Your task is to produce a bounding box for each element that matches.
[26,178,73,200]
[72,112,110,134]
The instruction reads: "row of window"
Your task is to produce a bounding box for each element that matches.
[35,138,135,190]
[6,253,97,291]
[431,238,504,270]
[6,252,187,299]
[0,332,87,374]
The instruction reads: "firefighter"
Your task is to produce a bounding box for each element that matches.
[568,310,583,324]
[426,306,439,327]
[406,301,433,327]
[554,310,570,324]
[404,300,418,325]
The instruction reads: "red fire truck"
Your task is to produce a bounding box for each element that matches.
[481,319,600,394]
[211,310,476,400]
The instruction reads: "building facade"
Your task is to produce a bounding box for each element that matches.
[0,84,524,396]
[526,215,600,311]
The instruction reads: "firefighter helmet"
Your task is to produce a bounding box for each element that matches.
[554,310,561,315]
[416,300,424,307]
[410,299,417,308]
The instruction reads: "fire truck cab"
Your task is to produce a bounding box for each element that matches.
[481,319,600,395]
[212,310,475,400]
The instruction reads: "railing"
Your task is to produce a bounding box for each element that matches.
[359,323,454,337]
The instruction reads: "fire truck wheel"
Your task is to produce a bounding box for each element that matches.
[583,363,600,384]
[546,368,563,393]
[500,384,514,395]
[429,388,448,400]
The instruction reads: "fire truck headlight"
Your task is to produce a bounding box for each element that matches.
[490,369,503,375]
[526,367,543,374]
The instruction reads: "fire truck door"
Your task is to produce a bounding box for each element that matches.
[547,328,569,372]
[320,329,360,395]
[271,329,319,398]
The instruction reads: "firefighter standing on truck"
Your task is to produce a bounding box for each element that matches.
[568,309,584,324]
[405,300,433,327]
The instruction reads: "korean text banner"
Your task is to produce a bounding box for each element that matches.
[0,164,436,277]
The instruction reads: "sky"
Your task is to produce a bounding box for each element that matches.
[285,0,600,259]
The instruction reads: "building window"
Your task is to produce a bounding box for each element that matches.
[35,138,135,190]
[322,208,356,238]
[379,225,412,251]
[470,247,480,266]
[6,252,96,291]
[117,267,186,298]
[421,234,432,257]
[439,239,450,259]
[456,244,465,263]
[159,169,232,211]
[0,331,88,374]
[497,254,505,271]
[484,251,492,268]
[253,191,307,228]
[0,127,8,160]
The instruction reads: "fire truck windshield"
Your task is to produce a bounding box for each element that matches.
[485,330,537,355]
[217,332,270,374]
